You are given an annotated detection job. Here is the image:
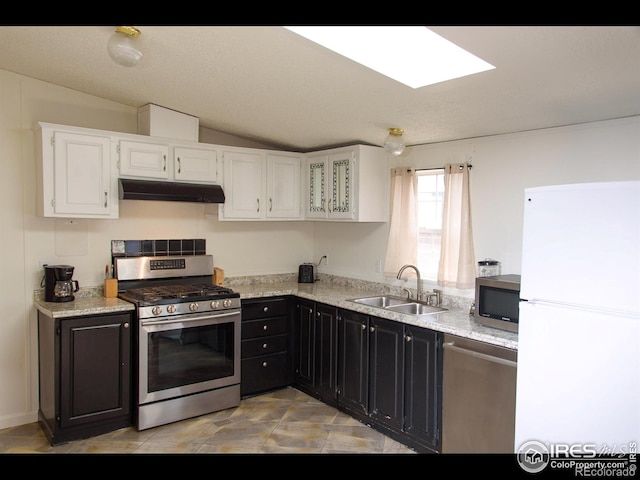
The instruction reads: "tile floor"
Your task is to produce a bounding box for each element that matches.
[0,387,416,455]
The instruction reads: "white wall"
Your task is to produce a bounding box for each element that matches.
[1,67,639,430]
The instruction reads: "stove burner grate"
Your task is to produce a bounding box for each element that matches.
[123,284,235,302]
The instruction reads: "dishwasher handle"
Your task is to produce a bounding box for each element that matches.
[443,341,517,369]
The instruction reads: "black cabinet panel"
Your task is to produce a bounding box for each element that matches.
[242,298,288,320]
[336,309,369,418]
[38,311,132,445]
[294,299,315,389]
[404,325,442,451]
[240,297,291,397]
[242,334,287,358]
[368,317,404,432]
[241,353,288,396]
[314,303,338,404]
[241,316,287,338]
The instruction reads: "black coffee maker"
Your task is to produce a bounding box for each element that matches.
[42,265,79,302]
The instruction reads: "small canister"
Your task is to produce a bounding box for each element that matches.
[478,259,501,277]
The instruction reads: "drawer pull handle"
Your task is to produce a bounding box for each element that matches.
[263,343,268,349]
[262,362,268,367]
[263,325,268,331]
[263,306,269,312]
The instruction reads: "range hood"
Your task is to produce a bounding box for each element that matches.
[118,179,225,203]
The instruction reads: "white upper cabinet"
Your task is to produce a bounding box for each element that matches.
[118,141,219,184]
[118,140,169,179]
[174,146,218,183]
[35,123,389,223]
[266,153,301,219]
[36,123,119,219]
[219,149,302,221]
[304,145,389,222]
[220,149,264,219]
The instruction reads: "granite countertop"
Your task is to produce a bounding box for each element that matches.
[231,280,518,350]
[34,294,135,318]
[33,278,518,350]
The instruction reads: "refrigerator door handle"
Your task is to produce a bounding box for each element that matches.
[526,298,639,318]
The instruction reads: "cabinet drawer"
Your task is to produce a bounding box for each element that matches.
[242,298,288,320]
[241,353,288,396]
[242,334,287,358]
[242,316,287,339]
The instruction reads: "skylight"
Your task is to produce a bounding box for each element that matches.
[284,26,495,89]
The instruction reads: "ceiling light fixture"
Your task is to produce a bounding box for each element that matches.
[107,26,143,67]
[384,128,405,156]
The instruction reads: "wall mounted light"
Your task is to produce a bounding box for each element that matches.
[384,128,405,156]
[107,26,143,67]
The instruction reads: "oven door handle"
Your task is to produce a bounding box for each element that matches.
[140,310,240,328]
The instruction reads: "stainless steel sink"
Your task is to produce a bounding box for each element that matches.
[386,303,447,315]
[350,295,409,308]
[347,295,447,316]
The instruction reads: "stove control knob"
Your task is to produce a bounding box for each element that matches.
[223,299,232,308]
[167,305,176,314]
[189,302,198,312]
[152,306,162,316]
[210,300,220,309]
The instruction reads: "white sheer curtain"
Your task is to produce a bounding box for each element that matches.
[383,168,417,277]
[438,162,476,289]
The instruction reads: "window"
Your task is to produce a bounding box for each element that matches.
[416,169,445,280]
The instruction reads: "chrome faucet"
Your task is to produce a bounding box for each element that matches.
[396,264,422,301]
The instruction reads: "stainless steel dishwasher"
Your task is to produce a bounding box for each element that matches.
[442,333,517,453]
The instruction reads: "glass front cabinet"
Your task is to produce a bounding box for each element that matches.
[304,145,388,222]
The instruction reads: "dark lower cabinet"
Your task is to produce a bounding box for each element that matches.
[403,325,442,451]
[336,308,369,421]
[294,301,338,406]
[37,311,132,446]
[294,299,315,391]
[241,297,293,397]
[368,317,404,432]
[313,303,338,405]
[293,301,443,453]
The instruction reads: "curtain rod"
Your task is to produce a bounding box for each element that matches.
[412,164,473,172]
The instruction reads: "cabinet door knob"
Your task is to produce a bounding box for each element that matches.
[263,325,268,331]
[361,324,366,330]
[263,306,269,312]
[405,335,412,342]
[262,362,268,367]
[262,343,268,349]
[123,322,129,329]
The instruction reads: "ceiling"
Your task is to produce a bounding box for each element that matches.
[1,25,639,151]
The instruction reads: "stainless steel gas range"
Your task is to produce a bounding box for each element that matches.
[115,254,241,431]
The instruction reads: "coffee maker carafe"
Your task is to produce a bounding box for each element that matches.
[42,265,79,302]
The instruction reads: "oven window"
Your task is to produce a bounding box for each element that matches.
[147,321,235,393]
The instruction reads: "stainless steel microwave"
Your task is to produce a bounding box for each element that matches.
[474,274,521,333]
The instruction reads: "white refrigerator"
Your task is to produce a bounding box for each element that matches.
[514,181,640,453]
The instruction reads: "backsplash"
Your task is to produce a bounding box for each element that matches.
[111,239,206,257]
